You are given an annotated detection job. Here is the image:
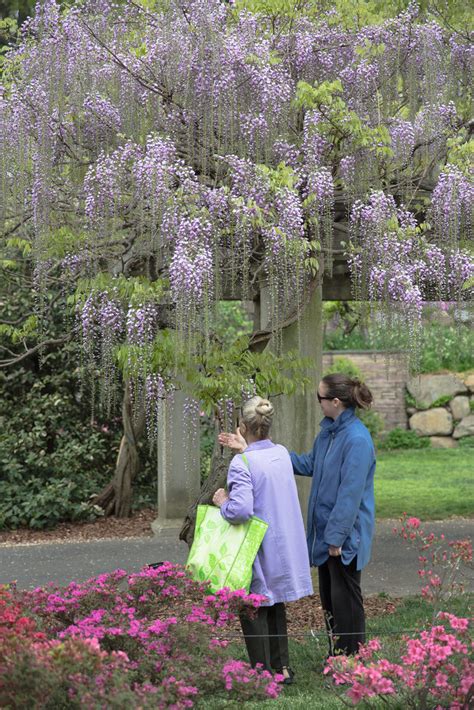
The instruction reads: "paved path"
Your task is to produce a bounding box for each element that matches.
[1,519,472,595]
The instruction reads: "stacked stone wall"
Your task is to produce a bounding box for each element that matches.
[406,373,474,448]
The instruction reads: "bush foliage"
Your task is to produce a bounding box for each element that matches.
[379,427,431,450]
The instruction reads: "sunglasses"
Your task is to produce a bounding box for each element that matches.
[317,393,334,403]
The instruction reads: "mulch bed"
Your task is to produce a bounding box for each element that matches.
[285,595,400,636]
[0,508,156,546]
[151,593,400,639]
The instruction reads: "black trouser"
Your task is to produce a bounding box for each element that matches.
[239,602,289,671]
[318,556,365,656]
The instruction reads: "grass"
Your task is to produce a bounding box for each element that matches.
[375,448,474,519]
[197,594,473,709]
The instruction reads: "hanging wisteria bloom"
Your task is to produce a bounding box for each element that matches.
[302,110,329,170]
[79,292,124,354]
[126,303,158,346]
[430,165,474,249]
[349,191,474,354]
[84,142,141,225]
[82,93,121,145]
[145,373,166,441]
[79,293,100,353]
[307,166,334,272]
[389,119,415,165]
[168,214,214,316]
[339,155,355,185]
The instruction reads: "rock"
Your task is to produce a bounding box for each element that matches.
[407,374,468,409]
[430,436,458,449]
[449,396,471,421]
[452,414,474,439]
[464,374,474,393]
[406,407,417,415]
[409,408,453,436]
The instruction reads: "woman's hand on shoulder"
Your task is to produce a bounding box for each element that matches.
[218,427,246,453]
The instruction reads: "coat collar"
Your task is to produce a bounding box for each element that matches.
[320,407,356,435]
[244,439,275,452]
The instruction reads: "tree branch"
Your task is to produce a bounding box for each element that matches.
[0,336,70,368]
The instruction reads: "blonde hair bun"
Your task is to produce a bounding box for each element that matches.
[255,400,274,417]
[241,396,274,439]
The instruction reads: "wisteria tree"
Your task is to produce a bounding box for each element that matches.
[0,0,472,524]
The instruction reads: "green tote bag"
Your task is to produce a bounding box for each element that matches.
[186,503,268,593]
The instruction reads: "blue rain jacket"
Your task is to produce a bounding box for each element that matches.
[290,407,376,571]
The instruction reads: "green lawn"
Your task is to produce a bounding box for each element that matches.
[375,448,474,520]
[197,595,473,709]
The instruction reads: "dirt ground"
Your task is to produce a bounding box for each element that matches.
[0,508,156,545]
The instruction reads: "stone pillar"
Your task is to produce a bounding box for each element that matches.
[260,283,323,527]
[152,390,201,535]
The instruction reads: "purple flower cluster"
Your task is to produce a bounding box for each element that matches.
[61,253,87,279]
[303,110,329,170]
[82,93,121,142]
[169,216,214,308]
[126,303,158,346]
[389,120,415,164]
[430,165,473,247]
[349,192,474,333]
[273,188,305,246]
[307,166,334,267]
[133,135,177,205]
[84,142,141,223]
[339,155,356,185]
[78,291,124,383]
[308,166,334,206]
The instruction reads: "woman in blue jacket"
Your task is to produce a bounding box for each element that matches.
[219,373,376,658]
[291,373,376,657]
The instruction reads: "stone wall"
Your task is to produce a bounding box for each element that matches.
[322,351,409,431]
[406,373,474,448]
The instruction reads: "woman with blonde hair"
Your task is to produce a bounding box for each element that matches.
[213,396,312,683]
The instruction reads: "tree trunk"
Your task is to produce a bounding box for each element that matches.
[93,382,146,517]
[179,440,232,547]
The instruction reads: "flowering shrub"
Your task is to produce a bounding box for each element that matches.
[1,564,282,707]
[325,613,473,708]
[396,514,473,607]
[325,517,473,707]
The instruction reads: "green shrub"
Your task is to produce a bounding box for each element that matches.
[0,477,104,530]
[0,365,121,486]
[458,436,474,449]
[323,355,364,379]
[379,427,431,450]
[358,408,384,441]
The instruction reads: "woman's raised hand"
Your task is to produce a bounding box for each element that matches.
[218,427,246,453]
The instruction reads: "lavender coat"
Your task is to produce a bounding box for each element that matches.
[220,440,313,606]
